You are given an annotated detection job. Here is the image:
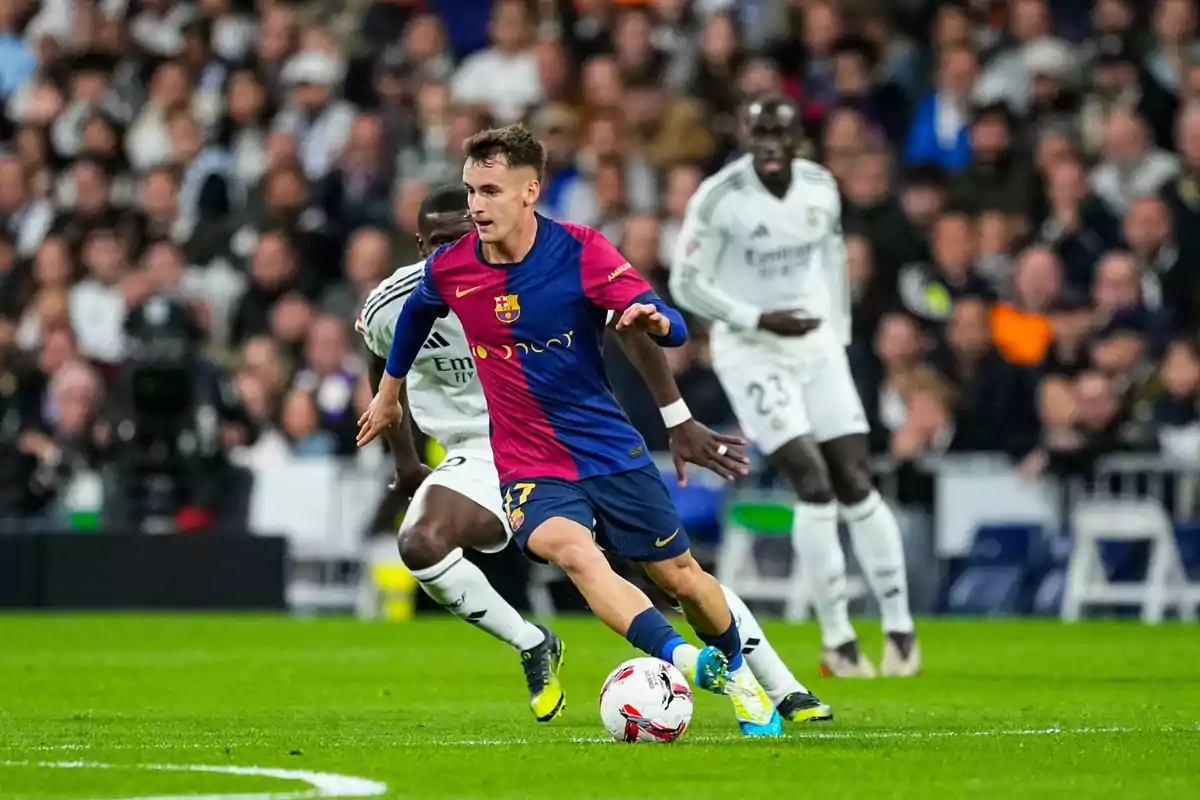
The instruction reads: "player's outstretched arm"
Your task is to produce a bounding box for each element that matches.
[614,294,689,347]
[359,273,447,448]
[366,349,430,499]
[610,325,750,484]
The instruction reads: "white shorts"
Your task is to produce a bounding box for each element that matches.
[401,438,510,553]
[714,342,869,456]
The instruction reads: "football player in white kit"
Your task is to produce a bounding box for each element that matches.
[359,185,834,724]
[670,96,920,677]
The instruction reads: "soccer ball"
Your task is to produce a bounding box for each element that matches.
[599,657,693,743]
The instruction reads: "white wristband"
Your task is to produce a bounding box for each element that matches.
[660,399,693,428]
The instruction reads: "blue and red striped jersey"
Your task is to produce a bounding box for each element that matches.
[386,215,687,483]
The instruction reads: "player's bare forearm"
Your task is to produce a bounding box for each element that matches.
[609,324,749,481]
[610,326,681,406]
[367,350,421,469]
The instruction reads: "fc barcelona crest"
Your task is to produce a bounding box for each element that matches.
[508,507,525,531]
[495,294,521,324]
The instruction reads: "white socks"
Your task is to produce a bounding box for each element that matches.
[670,642,701,676]
[721,583,809,704]
[792,501,858,649]
[404,547,546,651]
[842,491,915,634]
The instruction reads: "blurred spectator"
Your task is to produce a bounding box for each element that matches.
[948,101,1034,215]
[232,229,305,345]
[281,387,337,456]
[1090,108,1179,217]
[292,314,360,455]
[658,161,702,265]
[831,34,908,144]
[0,152,53,257]
[320,114,394,239]
[898,210,992,327]
[450,0,542,124]
[274,51,355,182]
[1082,34,1177,154]
[843,148,922,275]
[936,295,1040,457]
[1040,290,1094,381]
[323,227,392,322]
[991,246,1062,367]
[889,365,956,460]
[1038,156,1119,286]
[562,111,657,229]
[974,0,1076,114]
[1152,338,1200,460]
[1038,369,1157,476]
[905,44,977,170]
[1121,195,1196,333]
[861,312,928,453]
[1161,103,1200,258]
[68,227,129,368]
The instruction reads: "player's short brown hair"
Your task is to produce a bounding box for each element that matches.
[463,124,546,180]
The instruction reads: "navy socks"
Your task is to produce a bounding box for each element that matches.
[626,608,687,662]
[698,613,744,670]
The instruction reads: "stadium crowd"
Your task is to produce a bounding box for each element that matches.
[1,0,1200,527]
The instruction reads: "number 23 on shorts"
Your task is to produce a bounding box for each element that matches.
[503,482,536,532]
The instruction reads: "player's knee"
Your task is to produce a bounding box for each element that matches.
[773,441,835,504]
[397,521,455,571]
[830,461,873,505]
[552,542,610,585]
[645,553,706,603]
[786,463,835,504]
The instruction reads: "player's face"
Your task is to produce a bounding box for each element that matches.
[416,211,474,257]
[463,158,540,244]
[744,101,800,178]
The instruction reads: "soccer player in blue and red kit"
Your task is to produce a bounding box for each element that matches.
[357,125,782,736]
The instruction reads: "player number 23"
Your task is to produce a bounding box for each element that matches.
[503,482,537,514]
[746,375,790,416]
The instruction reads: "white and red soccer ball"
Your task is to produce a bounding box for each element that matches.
[599,657,693,743]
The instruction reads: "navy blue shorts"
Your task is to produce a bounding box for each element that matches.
[502,464,690,564]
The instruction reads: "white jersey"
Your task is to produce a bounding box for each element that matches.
[669,155,851,357]
[357,261,489,445]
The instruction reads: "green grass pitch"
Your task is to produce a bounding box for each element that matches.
[1,615,1197,799]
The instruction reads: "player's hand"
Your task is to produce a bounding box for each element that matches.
[357,392,404,448]
[758,310,821,337]
[390,461,432,501]
[668,420,750,485]
[616,303,670,337]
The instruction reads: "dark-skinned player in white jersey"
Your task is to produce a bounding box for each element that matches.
[671,95,920,677]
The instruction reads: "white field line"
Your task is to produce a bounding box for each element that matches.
[20,724,1196,752]
[0,760,387,800]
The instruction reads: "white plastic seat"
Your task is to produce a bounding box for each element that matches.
[1062,498,1191,624]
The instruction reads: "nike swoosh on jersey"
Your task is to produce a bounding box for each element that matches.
[456,285,483,297]
[654,530,679,547]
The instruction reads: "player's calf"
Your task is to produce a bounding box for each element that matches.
[399,487,548,647]
[644,553,782,736]
[529,519,729,695]
[400,512,563,721]
[397,521,457,573]
[772,437,861,656]
[531,520,659,636]
[823,434,919,669]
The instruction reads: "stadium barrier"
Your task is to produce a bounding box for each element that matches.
[0,533,287,610]
[8,452,1197,615]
